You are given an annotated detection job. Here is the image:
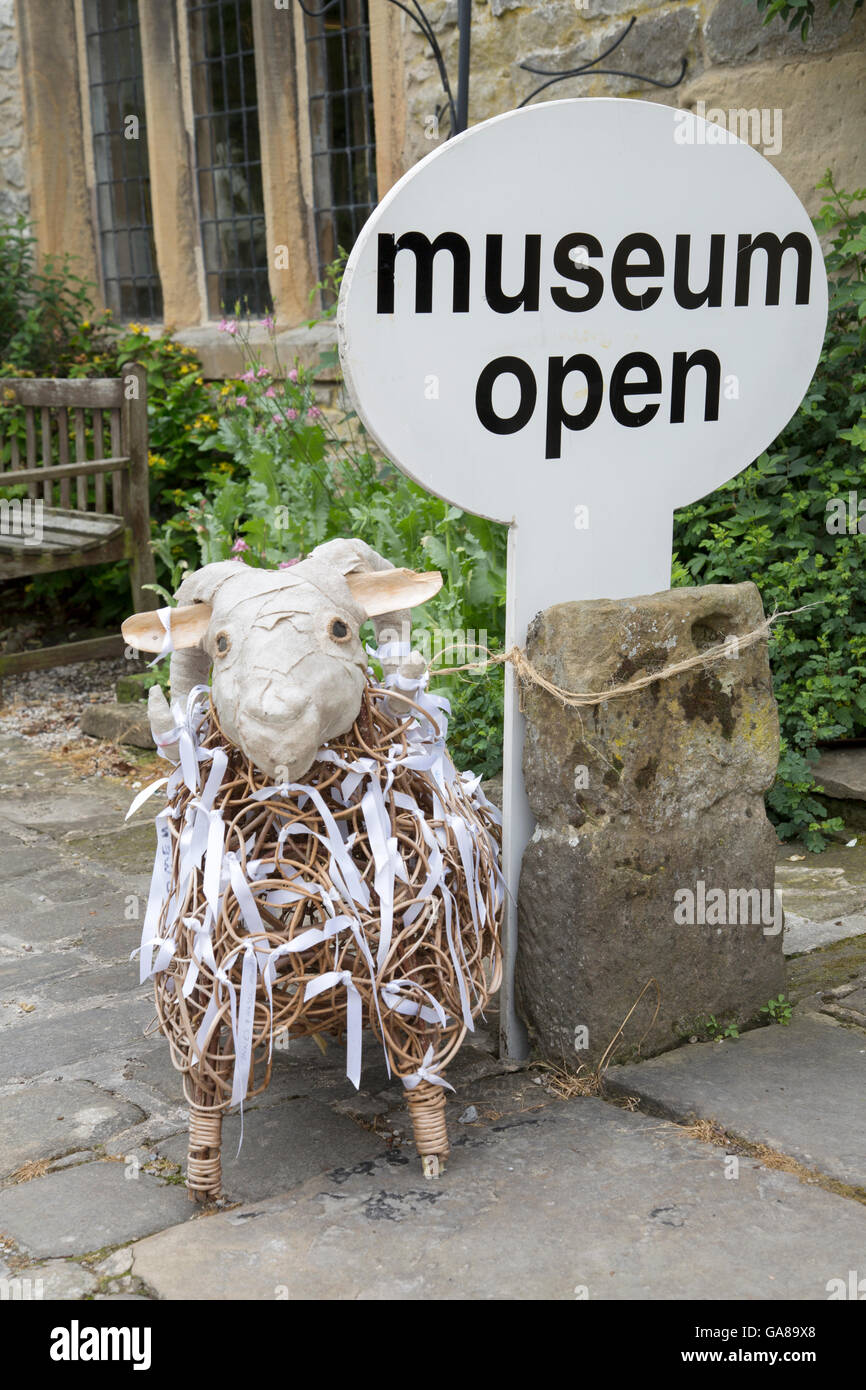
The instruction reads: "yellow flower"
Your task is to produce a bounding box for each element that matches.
[81,320,91,329]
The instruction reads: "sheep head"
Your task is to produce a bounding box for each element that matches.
[122,538,441,781]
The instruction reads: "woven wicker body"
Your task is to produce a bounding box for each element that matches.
[147,683,502,1200]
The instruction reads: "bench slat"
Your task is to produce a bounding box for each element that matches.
[110,408,122,515]
[0,505,124,555]
[40,408,51,505]
[58,407,70,509]
[94,410,106,513]
[0,456,130,486]
[25,408,37,503]
[3,378,125,408]
[74,409,88,510]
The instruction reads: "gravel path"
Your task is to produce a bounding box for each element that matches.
[0,658,150,781]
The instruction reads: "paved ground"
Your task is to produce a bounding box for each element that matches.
[2,712,866,1301]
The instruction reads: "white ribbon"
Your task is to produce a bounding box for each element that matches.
[136,809,176,984]
[230,944,259,1108]
[147,607,175,668]
[125,776,170,821]
[381,979,448,1027]
[401,1045,454,1092]
[304,969,363,1088]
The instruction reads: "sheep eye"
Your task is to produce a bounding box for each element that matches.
[328,617,351,642]
[215,631,231,655]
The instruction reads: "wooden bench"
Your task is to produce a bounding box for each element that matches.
[0,363,158,677]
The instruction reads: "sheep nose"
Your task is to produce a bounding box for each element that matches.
[246,686,308,723]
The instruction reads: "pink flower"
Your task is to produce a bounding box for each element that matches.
[235,394,247,407]
[232,537,249,554]
[218,319,237,335]
[308,405,322,420]
[288,368,299,383]
[256,366,270,378]
[242,369,255,382]
[272,413,282,424]
[264,386,276,398]
[261,315,274,331]
[285,407,298,421]
[278,558,301,568]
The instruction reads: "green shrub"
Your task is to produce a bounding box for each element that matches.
[0,218,115,378]
[672,173,866,849]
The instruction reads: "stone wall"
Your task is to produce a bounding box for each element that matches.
[0,0,28,220]
[0,0,860,332]
[395,0,866,214]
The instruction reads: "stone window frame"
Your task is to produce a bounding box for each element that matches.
[17,0,408,372]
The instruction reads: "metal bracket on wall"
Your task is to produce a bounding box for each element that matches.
[518,16,687,107]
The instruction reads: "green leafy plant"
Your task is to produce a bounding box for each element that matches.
[673,174,866,850]
[761,993,794,1025]
[751,0,863,42]
[0,218,115,378]
[706,1015,741,1041]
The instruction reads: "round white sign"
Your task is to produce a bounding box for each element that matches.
[338,98,827,539]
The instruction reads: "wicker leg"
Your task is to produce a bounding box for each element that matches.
[407,1080,450,1179]
[187,1102,223,1202]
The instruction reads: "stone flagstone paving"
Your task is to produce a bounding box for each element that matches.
[1,718,866,1300]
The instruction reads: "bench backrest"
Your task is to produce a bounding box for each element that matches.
[0,364,147,517]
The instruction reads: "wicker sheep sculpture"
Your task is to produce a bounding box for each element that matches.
[123,538,502,1200]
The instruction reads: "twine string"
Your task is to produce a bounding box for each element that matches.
[429,604,813,709]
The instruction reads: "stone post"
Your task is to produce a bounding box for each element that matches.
[516,582,785,1067]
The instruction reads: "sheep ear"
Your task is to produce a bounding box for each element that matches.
[121,603,213,653]
[345,568,442,617]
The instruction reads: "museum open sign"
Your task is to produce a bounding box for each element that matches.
[339,99,827,521]
[375,227,815,456]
